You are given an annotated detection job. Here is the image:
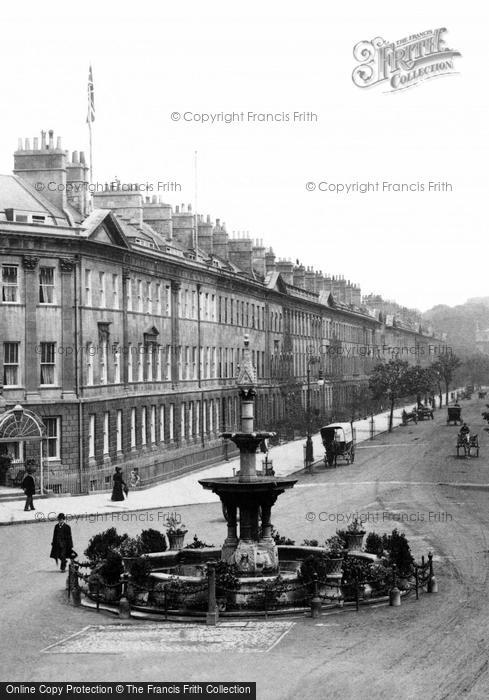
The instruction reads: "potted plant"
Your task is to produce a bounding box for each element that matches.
[165,515,188,550]
[127,555,152,604]
[344,518,366,551]
[324,535,345,574]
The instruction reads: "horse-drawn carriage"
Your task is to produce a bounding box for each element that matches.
[456,433,479,458]
[320,423,355,467]
[416,404,434,421]
[402,407,418,425]
[447,405,462,425]
[479,390,487,400]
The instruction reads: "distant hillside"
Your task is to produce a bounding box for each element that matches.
[422,301,489,355]
[467,297,489,307]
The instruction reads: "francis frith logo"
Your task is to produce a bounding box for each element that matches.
[352,28,461,91]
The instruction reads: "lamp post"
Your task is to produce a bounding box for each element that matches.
[305,351,322,470]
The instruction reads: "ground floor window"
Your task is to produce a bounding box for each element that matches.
[45,417,61,460]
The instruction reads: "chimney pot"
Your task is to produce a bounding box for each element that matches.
[17,138,23,151]
[152,195,157,203]
[48,130,54,149]
[175,205,180,213]
[188,203,192,212]
[56,136,62,150]
[33,137,39,150]
[72,150,79,163]
[41,131,47,149]
[80,151,86,164]
[206,214,211,223]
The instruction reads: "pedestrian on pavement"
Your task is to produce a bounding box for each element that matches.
[111,466,127,501]
[129,468,141,489]
[21,470,36,511]
[50,513,74,572]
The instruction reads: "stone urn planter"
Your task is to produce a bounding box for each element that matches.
[324,556,344,575]
[167,530,188,550]
[345,531,366,551]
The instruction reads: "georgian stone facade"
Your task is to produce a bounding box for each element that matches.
[0,130,447,493]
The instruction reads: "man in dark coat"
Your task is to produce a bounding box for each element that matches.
[50,513,73,572]
[21,471,36,511]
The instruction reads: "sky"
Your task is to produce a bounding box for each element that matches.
[0,0,486,312]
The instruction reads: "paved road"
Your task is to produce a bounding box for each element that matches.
[1,399,489,699]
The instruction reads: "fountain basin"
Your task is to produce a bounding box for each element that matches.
[144,545,341,612]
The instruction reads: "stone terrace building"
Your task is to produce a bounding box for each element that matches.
[0,130,447,494]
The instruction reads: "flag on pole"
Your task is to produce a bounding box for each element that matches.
[87,65,95,123]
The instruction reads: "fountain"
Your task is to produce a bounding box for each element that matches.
[198,334,297,576]
[144,335,346,613]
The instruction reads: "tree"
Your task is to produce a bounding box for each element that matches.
[405,365,438,406]
[432,353,462,405]
[458,354,489,388]
[369,359,412,432]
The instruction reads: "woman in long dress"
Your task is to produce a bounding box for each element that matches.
[111,467,126,501]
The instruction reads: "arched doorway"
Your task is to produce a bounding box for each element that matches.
[0,405,46,493]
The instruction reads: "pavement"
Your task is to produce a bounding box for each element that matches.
[0,401,428,526]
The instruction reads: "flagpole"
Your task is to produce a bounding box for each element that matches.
[88,118,93,184]
[194,150,198,250]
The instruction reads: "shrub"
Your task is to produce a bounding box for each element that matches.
[165,515,187,535]
[301,539,319,547]
[97,550,124,585]
[118,536,143,558]
[214,561,240,593]
[85,528,127,563]
[382,529,414,578]
[335,529,349,548]
[248,575,287,610]
[325,535,345,558]
[368,563,392,594]
[299,553,330,583]
[184,535,215,549]
[347,517,365,533]
[129,556,153,585]
[140,528,167,553]
[365,532,384,556]
[341,557,372,586]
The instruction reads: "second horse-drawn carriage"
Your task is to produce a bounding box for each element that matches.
[456,433,479,458]
[447,405,462,426]
[320,423,355,467]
